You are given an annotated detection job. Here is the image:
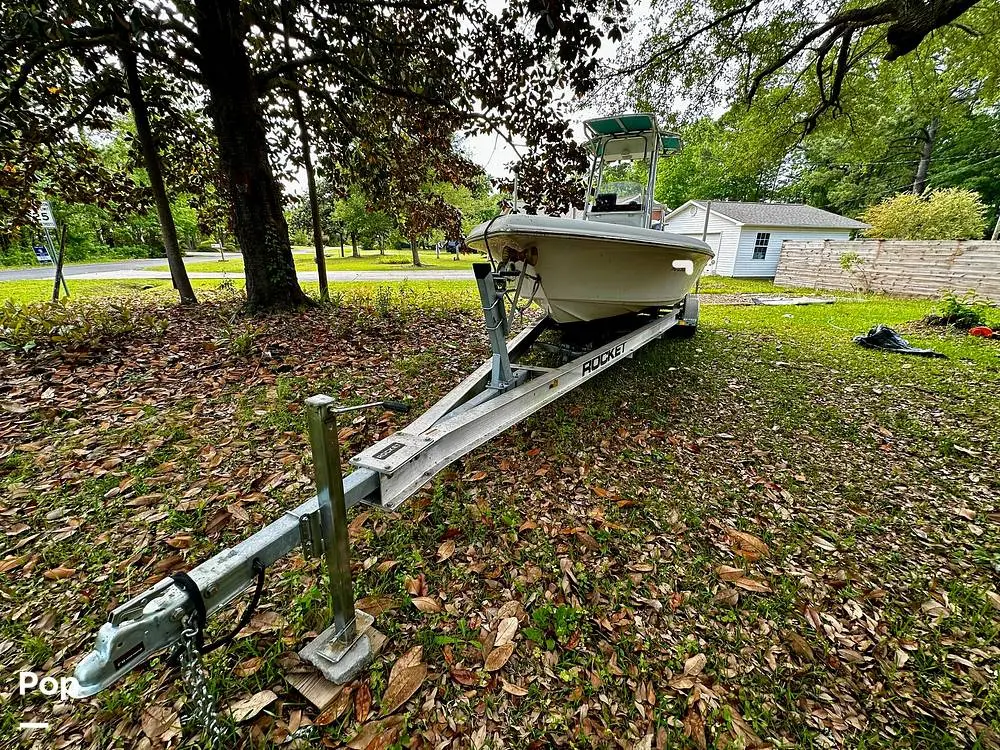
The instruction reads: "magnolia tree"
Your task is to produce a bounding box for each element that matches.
[2,0,626,311]
[862,188,988,239]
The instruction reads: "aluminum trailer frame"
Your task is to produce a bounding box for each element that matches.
[73,264,696,696]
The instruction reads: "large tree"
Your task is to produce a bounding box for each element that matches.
[0,5,199,303]
[608,0,997,132]
[3,0,626,311]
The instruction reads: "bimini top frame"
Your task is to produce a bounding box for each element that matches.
[73,263,699,701]
[582,113,682,230]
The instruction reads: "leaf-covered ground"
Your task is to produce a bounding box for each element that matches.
[2,288,998,749]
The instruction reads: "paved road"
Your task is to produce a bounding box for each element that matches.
[64,269,473,281]
[0,254,473,283]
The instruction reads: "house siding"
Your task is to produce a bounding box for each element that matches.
[732,227,854,278]
[661,203,741,275]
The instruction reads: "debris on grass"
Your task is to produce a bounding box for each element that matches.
[853,324,946,357]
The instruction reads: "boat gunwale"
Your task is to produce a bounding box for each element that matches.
[469,224,716,260]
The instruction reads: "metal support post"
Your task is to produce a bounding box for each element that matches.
[43,226,69,297]
[299,395,375,683]
[306,396,356,643]
[474,263,514,390]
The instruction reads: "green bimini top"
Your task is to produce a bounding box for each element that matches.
[584,113,682,157]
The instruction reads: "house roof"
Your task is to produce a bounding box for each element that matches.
[671,200,868,229]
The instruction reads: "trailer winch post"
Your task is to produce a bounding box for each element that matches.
[474,262,514,390]
[298,395,376,683]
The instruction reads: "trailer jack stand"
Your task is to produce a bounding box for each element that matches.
[299,609,376,684]
[298,396,383,683]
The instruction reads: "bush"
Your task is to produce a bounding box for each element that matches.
[924,291,990,329]
[0,299,167,354]
[862,188,987,240]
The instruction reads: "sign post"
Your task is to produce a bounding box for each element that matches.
[38,201,69,299]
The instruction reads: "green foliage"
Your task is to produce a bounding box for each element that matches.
[862,189,988,240]
[925,291,990,329]
[530,603,586,647]
[373,285,394,319]
[0,299,168,354]
[217,322,260,358]
[838,251,872,292]
[333,188,395,252]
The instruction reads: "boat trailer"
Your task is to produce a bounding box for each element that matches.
[72,263,699,703]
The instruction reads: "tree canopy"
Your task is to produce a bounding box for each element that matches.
[2,0,627,310]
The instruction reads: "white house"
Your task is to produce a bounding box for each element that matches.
[661,200,869,277]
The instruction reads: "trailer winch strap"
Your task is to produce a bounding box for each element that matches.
[171,558,267,654]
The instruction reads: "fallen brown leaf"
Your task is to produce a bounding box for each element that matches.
[437,538,456,562]
[484,642,514,672]
[683,653,707,676]
[43,566,76,580]
[494,616,519,648]
[727,528,770,561]
[226,689,277,723]
[411,596,441,613]
[355,682,372,723]
[381,647,427,715]
[501,680,528,696]
[734,576,772,593]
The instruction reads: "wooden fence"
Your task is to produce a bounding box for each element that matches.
[774,240,1000,301]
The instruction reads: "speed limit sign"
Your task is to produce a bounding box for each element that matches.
[38,201,57,229]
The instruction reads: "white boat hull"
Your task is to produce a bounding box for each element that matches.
[467,215,714,324]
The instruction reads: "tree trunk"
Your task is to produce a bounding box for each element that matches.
[296,101,328,301]
[351,233,360,258]
[991,211,1000,241]
[410,236,421,266]
[280,4,328,302]
[193,0,309,311]
[912,117,938,196]
[120,43,197,305]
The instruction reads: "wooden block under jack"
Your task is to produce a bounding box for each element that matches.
[286,616,387,711]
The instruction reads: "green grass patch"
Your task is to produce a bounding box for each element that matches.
[150,249,482,274]
[0,277,479,308]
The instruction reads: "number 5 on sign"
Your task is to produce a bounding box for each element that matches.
[38,201,57,229]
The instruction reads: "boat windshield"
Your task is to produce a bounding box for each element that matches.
[598,180,645,207]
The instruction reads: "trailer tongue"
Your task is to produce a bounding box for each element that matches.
[72,263,698,707]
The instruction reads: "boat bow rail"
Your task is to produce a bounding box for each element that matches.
[72,263,699,700]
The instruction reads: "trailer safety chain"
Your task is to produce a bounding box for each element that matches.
[168,559,267,743]
[176,616,225,743]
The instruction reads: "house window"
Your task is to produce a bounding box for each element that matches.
[752,232,770,260]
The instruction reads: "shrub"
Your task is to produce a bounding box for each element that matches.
[0,299,167,354]
[924,291,990,329]
[862,188,987,240]
[838,251,871,292]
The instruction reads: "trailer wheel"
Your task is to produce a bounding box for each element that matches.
[672,294,699,338]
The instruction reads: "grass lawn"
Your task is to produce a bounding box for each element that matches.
[1,274,865,308]
[0,278,481,307]
[2,284,999,748]
[148,249,483,274]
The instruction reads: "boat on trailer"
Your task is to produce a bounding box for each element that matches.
[72,136,706,720]
[466,113,714,324]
